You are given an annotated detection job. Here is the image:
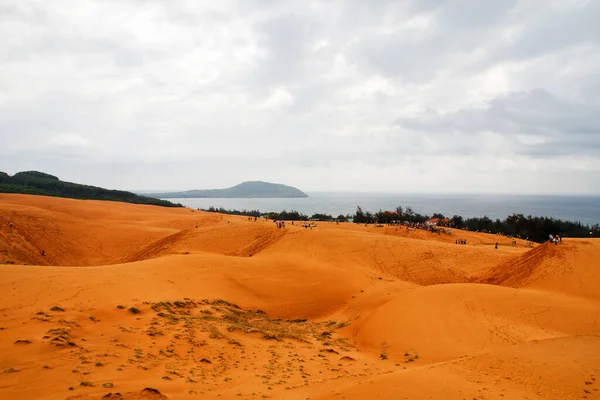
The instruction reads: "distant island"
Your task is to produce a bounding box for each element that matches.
[147,181,309,199]
[0,171,182,208]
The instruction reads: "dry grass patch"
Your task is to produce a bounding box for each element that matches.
[148,299,353,347]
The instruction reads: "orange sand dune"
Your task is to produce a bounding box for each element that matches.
[0,194,212,266]
[349,283,600,362]
[481,239,600,299]
[0,194,598,399]
[316,335,600,400]
[334,221,532,247]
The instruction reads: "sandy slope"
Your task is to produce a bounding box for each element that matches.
[481,239,600,299]
[349,283,600,362]
[315,335,600,400]
[0,194,598,400]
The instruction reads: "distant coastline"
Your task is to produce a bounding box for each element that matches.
[167,192,600,227]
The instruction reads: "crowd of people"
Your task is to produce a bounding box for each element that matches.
[400,221,453,236]
[370,220,455,235]
[549,234,562,244]
[270,220,317,229]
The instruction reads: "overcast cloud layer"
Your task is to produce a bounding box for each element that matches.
[1,0,599,194]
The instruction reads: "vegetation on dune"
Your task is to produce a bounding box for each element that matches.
[147,299,352,347]
[263,210,309,221]
[355,205,598,243]
[201,207,310,220]
[309,213,335,221]
[0,170,182,208]
[202,207,338,222]
[203,206,262,217]
[457,214,598,242]
[200,203,599,243]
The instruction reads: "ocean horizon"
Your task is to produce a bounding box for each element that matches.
[165,192,600,226]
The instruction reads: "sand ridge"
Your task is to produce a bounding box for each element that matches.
[0,194,598,399]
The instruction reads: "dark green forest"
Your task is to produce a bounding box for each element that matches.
[0,171,182,208]
[355,206,598,243]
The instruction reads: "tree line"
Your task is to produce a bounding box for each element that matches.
[201,204,599,243]
[203,206,261,217]
[202,207,348,222]
[354,205,598,243]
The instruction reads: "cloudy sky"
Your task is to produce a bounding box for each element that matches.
[1,0,599,194]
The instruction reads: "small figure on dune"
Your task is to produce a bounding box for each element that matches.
[495,242,498,250]
[9,221,12,228]
[41,250,46,256]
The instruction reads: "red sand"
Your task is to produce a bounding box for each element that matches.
[0,194,598,399]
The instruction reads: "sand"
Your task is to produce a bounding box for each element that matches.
[0,193,598,399]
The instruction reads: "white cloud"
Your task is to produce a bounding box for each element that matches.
[257,87,295,109]
[0,0,598,194]
[49,134,90,148]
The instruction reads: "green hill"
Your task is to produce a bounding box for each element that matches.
[148,181,308,199]
[0,171,182,208]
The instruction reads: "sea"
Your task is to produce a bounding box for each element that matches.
[164,193,600,226]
